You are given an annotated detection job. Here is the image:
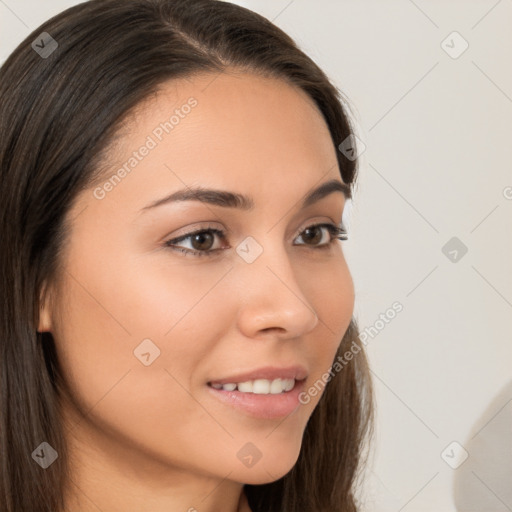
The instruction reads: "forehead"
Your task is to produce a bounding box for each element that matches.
[83,70,342,216]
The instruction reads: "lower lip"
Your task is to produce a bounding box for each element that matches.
[206,379,307,419]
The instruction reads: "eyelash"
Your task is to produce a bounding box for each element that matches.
[164,222,348,258]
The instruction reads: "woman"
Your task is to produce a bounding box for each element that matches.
[0,1,374,511]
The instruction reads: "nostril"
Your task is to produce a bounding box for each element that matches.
[260,327,286,334]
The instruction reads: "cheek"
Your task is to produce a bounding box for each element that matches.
[52,253,241,469]
[53,249,233,394]
[298,255,354,393]
[303,253,354,336]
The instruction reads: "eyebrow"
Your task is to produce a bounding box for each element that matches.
[140,178,350,213]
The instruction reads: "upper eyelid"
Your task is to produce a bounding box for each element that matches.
[168,225,225,243]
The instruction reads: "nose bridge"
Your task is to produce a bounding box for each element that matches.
[233,234,318,337]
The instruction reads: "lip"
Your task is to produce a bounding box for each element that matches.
[206,377,307,419]
[207,365,308,386]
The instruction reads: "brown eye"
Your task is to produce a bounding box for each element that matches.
[165,223,347,259]
[301,226,324,245]
[190,232,215,251]
[165,227,226,257]
[294,223,347,248]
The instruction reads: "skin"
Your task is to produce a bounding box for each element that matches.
[38,69,355,512]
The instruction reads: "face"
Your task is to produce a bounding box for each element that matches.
[40,70,355,488]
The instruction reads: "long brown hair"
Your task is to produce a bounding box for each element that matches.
[0,1,374,510]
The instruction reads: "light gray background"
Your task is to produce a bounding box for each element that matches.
[1,1,511,511]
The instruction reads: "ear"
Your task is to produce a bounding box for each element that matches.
[37,282,53,333]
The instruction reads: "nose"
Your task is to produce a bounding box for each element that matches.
[234,242,319,340]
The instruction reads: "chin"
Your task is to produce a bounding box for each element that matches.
[234,450,301,485]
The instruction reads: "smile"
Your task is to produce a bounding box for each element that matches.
[208,377,297,394]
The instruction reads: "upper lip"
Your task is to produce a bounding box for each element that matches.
[208,365,308,385]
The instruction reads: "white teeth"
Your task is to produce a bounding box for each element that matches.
[282,378,295,391]
[252,379,270,394]
[237,381,254,393]
[270,378,284,394]
[210,378,296,394]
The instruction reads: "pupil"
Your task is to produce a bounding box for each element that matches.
[304,227,321,245]
[192,232,213,250]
